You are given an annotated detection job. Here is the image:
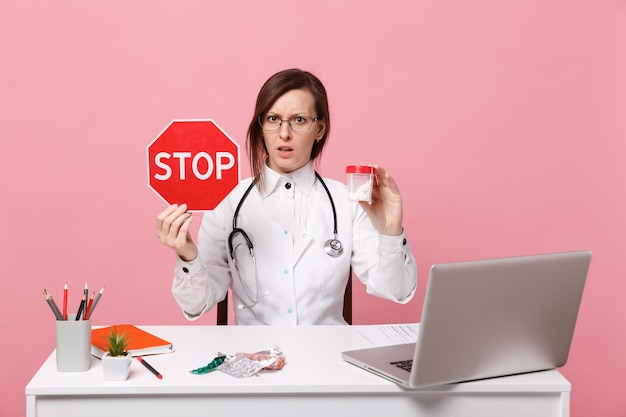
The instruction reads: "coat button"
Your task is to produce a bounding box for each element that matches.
[285,183,292,189]
[402,238,407,246]
[182,267,189,273]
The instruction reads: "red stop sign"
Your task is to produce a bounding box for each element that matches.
[147,119,240,211]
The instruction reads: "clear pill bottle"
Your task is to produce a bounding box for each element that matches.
[346,165,376,203]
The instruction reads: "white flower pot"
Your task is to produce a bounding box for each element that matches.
[102,352,132,381]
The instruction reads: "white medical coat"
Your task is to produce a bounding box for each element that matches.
[171,163,417,325]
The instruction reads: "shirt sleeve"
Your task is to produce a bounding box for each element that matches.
[350,207,417,304]
[170,202,233,321]
[171,255,212,320]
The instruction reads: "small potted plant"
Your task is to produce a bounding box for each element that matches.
[101,326,132,381]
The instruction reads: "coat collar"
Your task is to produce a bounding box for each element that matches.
[259,161,317,198]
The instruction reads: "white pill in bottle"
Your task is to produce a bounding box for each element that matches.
[346,165,376,203]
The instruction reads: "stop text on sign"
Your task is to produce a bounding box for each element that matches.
[153,151,236,180]
[147,119,240,211]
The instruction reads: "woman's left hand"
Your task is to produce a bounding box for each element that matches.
[359,165,404,236]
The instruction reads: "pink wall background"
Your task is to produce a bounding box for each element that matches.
[1,1,624,415]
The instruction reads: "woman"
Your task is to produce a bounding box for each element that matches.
[156,68,417,324]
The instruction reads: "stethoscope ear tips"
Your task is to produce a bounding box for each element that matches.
[324,238,343,257]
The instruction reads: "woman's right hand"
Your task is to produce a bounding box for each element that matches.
[156,204,198,261]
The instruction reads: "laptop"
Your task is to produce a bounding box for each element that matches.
[342,250,591,388]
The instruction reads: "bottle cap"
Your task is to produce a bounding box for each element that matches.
[346,165,376,174]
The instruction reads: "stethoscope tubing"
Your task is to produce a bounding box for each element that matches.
[227,172,343,308]
[229,172,339,259]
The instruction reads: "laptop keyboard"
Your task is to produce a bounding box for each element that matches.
[390,359,413,372]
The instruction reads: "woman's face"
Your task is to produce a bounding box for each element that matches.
[263,89,325,174]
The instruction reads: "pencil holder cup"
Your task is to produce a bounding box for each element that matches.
[55,314,92,372]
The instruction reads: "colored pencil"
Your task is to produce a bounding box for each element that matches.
[62,283,68,320]
[43,289,63,320]
[75,289,87,321]
[84,291,94,320]
[87,287,104,319]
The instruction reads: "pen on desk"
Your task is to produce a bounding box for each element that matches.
[43,290,63,320]
[137,356,163,379]
[62,283,68,320]
[86,287,104,319]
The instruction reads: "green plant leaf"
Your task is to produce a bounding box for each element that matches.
[103,326,131,357]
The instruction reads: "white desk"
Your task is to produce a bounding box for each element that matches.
[26,325,570,417]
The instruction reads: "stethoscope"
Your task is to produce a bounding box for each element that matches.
[227,172,342,309]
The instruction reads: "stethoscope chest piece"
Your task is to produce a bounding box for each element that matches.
[324,237,343,257]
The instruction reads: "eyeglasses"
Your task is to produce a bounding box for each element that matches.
[258,115,320,132]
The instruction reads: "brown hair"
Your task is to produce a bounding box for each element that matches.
[247,68,331,184]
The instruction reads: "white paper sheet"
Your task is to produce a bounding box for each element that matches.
[354,323,420,346]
